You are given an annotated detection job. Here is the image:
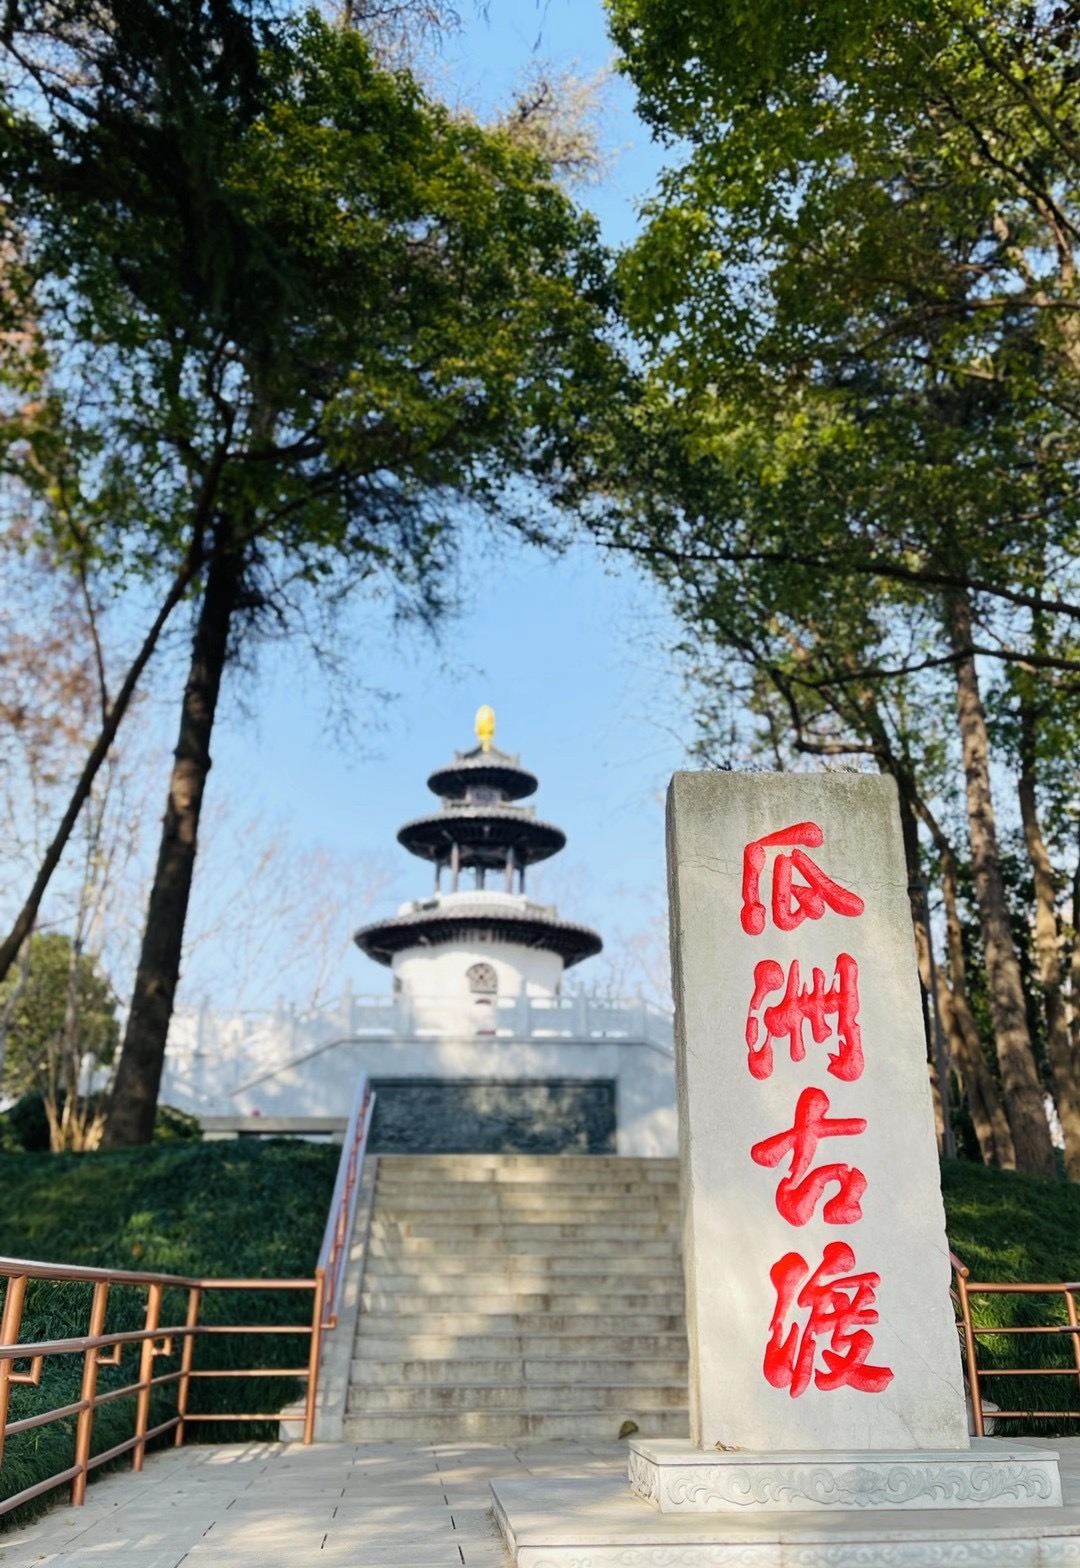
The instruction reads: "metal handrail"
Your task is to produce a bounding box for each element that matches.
[0,1259,326,1519]
[317,1072,375,1329]
[951,1249,1080,1435]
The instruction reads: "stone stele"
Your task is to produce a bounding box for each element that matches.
[491,771,1064,1562]
[665,771,968,1455]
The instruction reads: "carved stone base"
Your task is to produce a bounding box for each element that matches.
[627,1437,1062,1512]
[491,1444,1080,1568]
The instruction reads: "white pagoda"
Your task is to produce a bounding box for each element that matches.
[161,710,676,1155]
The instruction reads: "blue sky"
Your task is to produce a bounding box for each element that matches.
[180,0,693,1008]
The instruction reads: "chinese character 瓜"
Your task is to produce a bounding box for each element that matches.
[741,822,865,937]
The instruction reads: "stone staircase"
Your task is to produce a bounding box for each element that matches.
[344,1153,690,1442]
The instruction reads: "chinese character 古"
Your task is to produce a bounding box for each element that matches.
[741,822,865,937]
[764,1241,894,1398]
[751,1087,867,1226]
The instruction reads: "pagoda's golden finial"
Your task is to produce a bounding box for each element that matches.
[475,704,496,753]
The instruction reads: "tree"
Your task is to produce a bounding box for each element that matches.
[597,0,1080,1175]
[2,2,621,1143]
[0,933,119,1151]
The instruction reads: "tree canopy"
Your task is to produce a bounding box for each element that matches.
[600,0,1080,1175]
[1,0,625,1142]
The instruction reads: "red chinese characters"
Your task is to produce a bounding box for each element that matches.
[741,823,865,937]
[764,1243,894,1397]
[750,1087,867,1226]
[741,819,893,1399]
[745,953,863,1082]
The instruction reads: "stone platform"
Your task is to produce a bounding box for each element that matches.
[491,1438,1080,1567]
[627,1436,1062,1512]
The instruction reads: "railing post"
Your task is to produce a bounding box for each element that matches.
[71,1280,110,1505]
[132,1282,164,1472]
[175,1286,202,1448]
[303,1269,327,1446]
[0,1274,28,1471]
[955,1266,984,1437]
[1065,1287,1080,1417]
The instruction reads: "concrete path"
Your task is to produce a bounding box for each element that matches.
[0,1438,626,1568]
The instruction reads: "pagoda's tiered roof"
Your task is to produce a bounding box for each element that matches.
[397,804,565,868]
[427,743,537,802]
[354,709,602,969]
[355,896,602,969]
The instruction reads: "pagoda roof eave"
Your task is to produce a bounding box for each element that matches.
[426,749,539,801]
[354,907,602,969]
[397,807,566,865]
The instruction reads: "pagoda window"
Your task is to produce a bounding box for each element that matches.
[467,962,498,995]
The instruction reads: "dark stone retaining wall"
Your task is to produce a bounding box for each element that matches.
[368,1078,617,1155]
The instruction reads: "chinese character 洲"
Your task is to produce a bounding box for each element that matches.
[750,1086,867,1226]
[741,822,865,937]
[745,953,863,1082]
[764,1240,894,1398]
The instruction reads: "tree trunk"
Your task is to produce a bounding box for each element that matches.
[890,763,952,1154]
[939,845,1017,1169]
[102,534,242,1147]
[1018,700,1080,1179]
[945,588,1055,1176]
[0,556,198,987]
[1069,819,1080,1173]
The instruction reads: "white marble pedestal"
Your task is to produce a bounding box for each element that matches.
[490,1441,1080,1568]
[627,1437,1062,1512]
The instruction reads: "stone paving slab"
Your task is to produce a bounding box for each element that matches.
[0,1438,624,1568]
[8,1438,1080,1568]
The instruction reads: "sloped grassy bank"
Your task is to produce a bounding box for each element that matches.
[0,1139,339,1524]
[941,1157,1080,1439]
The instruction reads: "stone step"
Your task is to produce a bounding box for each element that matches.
[368,1219,679,1242]
[373,1155,679,1177]
[342,1408,690,1443]
[347,1381,688,1414]
[359,1290,685,1315]
[360,1266,683,1292]
[370,1193,676,1214]
[352,1309,687,1337]
[352,1356,689,1385]
[352,1331,689,1360]
[365,1236,680,1261]
[362,1253,679,1278]
[375,1176,680,1197]
[343,1154,687,1446]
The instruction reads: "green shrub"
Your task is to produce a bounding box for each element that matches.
[0,1096,202,1152]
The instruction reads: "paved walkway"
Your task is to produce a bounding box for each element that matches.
[0,1438,626,1568]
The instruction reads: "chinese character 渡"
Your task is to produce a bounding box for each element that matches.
[764,1241,894,1398]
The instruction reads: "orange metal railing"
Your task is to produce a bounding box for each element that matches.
[0,1257,324,1517]
[0,1072,375,1518]
[951,1250,1080,1436]
[317,1075,374,1329]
